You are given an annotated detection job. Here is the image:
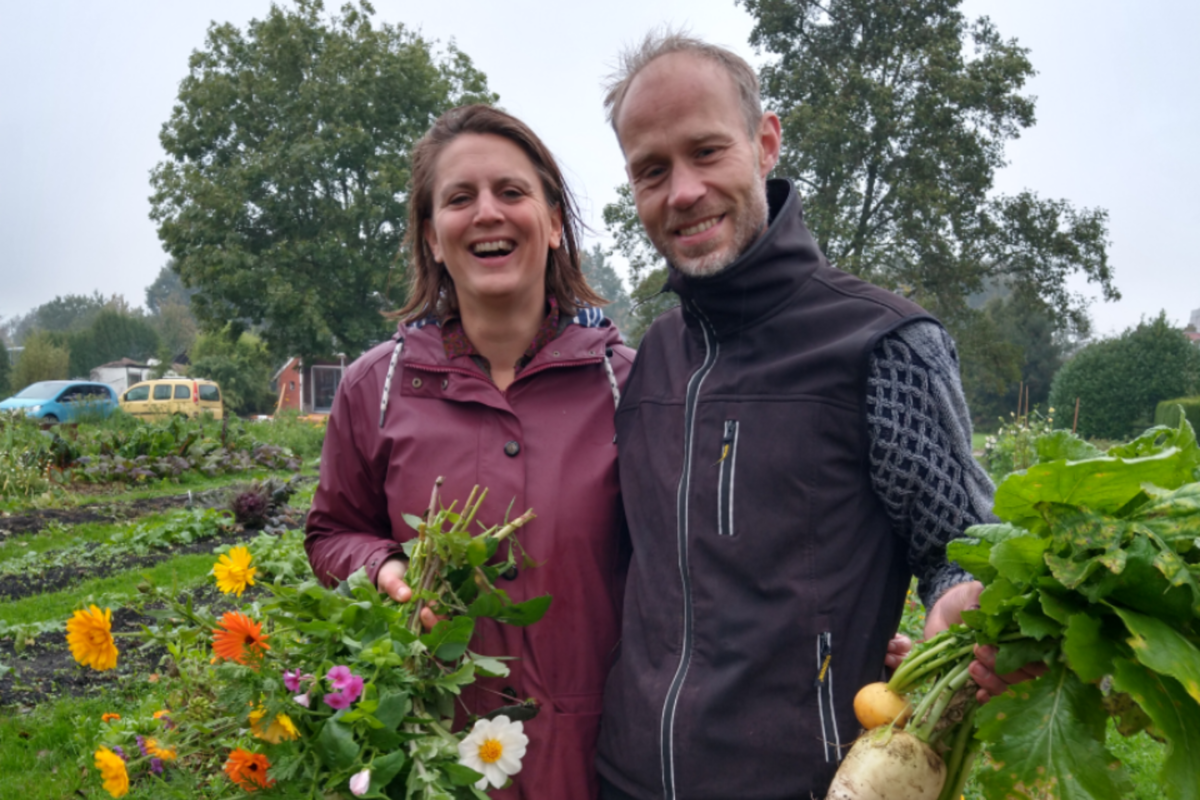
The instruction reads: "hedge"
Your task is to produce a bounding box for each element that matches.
[1154,397,1200,431]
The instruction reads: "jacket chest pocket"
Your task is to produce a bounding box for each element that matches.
[716,419,740,537]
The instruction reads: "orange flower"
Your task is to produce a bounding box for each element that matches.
[212,611,270,665]
[101,713,121,723]
[224,748,275,791]
[145,737,177,761]
[153,709,170,719]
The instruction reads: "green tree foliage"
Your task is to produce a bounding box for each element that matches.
[603,185,678,346]
[150,0,495,363]
[580,244,633,336]
[740,0,1117,330]
[145,261,196,315]
[961,294,1078,428]
[1049,313,1200,440]
[0,337,11,398]
[145,262,200,359]
[61,309,161,378]
[188,329,277,416]
[12,332,70,391]
[9,291,110,344]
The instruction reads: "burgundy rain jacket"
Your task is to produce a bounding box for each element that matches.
[306,314,634,800]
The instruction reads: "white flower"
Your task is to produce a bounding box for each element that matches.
[456,715,529,790]
[349,768,371,796]
[293,693,311,708]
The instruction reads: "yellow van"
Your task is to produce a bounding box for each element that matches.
[120,379,225,421]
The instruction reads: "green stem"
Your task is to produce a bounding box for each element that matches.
[891,643,975,694]
[888,632,958,691]
[937,701,979,800]
[911,660,972,741]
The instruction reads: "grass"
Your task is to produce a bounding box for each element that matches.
[0,552,217,627]
[0,515,171,564]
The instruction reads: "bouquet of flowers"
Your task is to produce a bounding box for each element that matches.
[68,480,549,799]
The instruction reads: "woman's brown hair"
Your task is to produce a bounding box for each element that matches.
[396,104,606,322]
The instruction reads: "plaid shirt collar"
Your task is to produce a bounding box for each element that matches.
[440,296,561,374]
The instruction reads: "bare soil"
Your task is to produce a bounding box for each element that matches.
[0,494,194,537]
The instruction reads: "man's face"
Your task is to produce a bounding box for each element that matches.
[615,52,781,277]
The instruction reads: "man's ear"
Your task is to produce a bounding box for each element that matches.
[423,219,443,263]
[757,111,782,178]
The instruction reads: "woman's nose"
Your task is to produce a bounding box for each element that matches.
[473,191,504,224]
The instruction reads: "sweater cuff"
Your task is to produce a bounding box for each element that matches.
[919,563,975,610]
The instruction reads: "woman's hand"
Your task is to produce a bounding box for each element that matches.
[376,558,441,631]
[884,634,913,670]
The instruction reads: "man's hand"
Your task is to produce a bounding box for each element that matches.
[376,557,440,631]
[885,634,913,670]
[924,579,1047,703]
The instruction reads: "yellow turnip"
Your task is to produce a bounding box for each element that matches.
[853,682,912,729]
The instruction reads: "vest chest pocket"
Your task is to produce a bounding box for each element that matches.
[716,419,740,537]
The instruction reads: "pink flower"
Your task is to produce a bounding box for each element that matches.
[341,675,365,703]
[324,691,353,710]
[349,769,371,796]
[293,693,311,708]
[326,665,354,690]
[283,668,312,693]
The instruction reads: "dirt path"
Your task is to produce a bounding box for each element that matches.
[0,494,195,537]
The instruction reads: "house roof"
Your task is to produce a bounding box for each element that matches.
[96,357,151,369]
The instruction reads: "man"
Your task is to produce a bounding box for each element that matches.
[595,33,1035,800]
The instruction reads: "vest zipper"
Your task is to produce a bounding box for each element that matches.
[661,305,720,800]
[814,631,842,763]
[716,419,739,537]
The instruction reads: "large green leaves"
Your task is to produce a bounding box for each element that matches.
[975,663,1133,800]
[1110,606,1200,705]
[1111,659,1200,800]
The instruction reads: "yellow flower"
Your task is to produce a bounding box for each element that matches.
[249,708,299,743]
[94,747,129,798]
[213,546,257,597]
[67,606,119,671]
[145,737,177,761]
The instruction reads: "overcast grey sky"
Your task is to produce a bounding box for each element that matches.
[1,0,1196,337]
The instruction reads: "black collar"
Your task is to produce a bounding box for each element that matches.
[667,179,826,338]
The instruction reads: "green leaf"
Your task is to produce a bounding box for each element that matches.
[402,513,425,533]
[370,750,408,791]
[375,691,411,731]
[1112,659,1200,800]
[315,719,360,771]
[1015,603,1062,640]
[466,537,489,568]
[1110,605,1200,706]
[975,662,1133,800]
[994,638,1057,676]
[470,654,510,678]
[990,535,1050,586]
[441,762,485,787]
[1062,612,1122,683]
[420,616,475,662]
[1036,430,1105,462]
[947,538,996,583]
[494,594,552,627]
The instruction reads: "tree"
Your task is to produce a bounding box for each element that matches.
[12,332,70,391]
[580,245,633,336]
[741,0,1116,329]
[150,0,495,363]
[610,0,1117,352]
[188,329,277,416]
[9,292,110,344]
[145,262,196,315]
[603,185,678,346]
[63,310,161,378]
[1049,313,1200,440]
[145,262,200,359]
[0,337,11,398]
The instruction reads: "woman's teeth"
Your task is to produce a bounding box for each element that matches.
[679,217,720,237]
[471,240,514,255]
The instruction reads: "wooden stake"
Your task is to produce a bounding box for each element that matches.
[1073,397,1081,434]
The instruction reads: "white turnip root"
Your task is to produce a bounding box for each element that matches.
[825,728,945,800]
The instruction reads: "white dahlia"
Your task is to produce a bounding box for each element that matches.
[456,714,529,790]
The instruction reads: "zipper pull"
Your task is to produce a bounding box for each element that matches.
[814,633,833,687]
[714,420,736,466]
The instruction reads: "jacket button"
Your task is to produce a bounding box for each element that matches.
[501,566,518,581]
[504,441,520,457]
[441,378,449,390]
[411,378,422,389]
[502,686,519,700]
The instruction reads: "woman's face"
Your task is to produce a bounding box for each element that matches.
[423,133,562,313]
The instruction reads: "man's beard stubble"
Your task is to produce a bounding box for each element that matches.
[653,183,770,279]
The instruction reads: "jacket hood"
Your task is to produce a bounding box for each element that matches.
[667,179,826,337]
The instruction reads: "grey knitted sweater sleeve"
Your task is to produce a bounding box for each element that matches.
[865,320,997,609]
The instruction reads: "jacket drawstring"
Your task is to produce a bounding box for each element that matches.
[603,348,621,411]
[378,336,405,428]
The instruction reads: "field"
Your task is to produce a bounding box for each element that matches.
[0,412,1169,799]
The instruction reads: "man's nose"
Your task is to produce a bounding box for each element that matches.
[668,164,706,209]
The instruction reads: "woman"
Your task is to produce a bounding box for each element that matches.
[305,105,635,799]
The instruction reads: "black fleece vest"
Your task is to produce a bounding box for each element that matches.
[598,180,935,800]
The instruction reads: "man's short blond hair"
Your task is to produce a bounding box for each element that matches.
[604,30,763,140]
